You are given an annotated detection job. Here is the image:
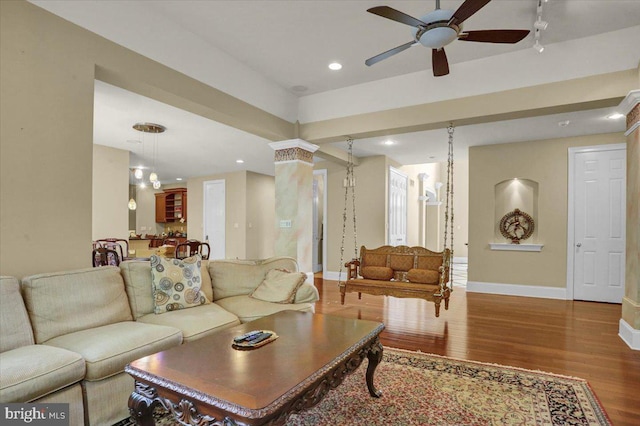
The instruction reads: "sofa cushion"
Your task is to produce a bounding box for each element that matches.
[215,295,314,323]
[389,254,415,271]
[44,321,182,381]
[407,268,440,284]
[250,269,307,304]
[137,303,241,342]
[360,266,394,281]
[0,276,34,352]
[209,257,298,301]
[150,255,210,314]
[0,344,85,403]
[21,267,133,343]
[120,259,214,319]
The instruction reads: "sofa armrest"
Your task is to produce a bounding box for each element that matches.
[293,282,320,304]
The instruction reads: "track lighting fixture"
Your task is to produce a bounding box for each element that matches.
[533,40,544,53]
[534,17,548,31]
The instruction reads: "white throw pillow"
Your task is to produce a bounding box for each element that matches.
[250,269,307,304]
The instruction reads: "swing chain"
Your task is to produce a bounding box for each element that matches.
[338,138,356,286]
[441,124,455,292]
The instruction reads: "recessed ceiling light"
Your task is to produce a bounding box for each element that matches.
[236,159,244,164]
[383,140,395,146]
[558,120,570,127]
[607,112,624,120]
[328,62,342,71]
[176,178,183,181]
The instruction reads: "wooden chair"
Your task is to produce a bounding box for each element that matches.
[95,238,129,260]
[162,238,178,246]
[175,239,210,260]
[92,247,121,267]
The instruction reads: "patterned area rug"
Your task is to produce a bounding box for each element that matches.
[115,348,610,425]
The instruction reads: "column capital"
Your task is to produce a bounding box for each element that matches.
[269,139,319,164]
[619,90,640,116]
[619,90,640,135]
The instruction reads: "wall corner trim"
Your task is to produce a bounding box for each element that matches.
[619,319,640,351]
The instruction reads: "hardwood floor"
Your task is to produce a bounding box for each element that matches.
[313,275,640,426]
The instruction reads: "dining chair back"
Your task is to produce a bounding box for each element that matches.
[175,239,210,260]
[92,247,121,267]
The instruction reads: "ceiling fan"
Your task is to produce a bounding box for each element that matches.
[365,0,530,76]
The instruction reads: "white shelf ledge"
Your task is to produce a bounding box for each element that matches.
[489,243,543,252]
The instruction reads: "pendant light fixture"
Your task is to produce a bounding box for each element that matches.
[128,174,137,210]
[133,122,166,186]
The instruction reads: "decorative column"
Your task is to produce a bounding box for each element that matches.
[269,139,319,280]
[619,90,640,350]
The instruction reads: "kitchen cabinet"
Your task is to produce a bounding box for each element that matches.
[155,189,187,223]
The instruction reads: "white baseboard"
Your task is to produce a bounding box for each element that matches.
[619,319,640,350]
[466,281,568,300]
[323,271,348,281]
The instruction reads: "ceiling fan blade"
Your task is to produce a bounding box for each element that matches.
[449,0,492,27]
[459,29,530,43]
[367,6,427,28]
[365,41,416,66]
[432,48,449,77]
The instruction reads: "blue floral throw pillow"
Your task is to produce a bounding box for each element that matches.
[150,254,209,314]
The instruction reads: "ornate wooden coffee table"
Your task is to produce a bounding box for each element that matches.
[125,310,385,425]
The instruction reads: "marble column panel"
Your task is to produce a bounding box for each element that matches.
[619,90,639,349]
[271,141,318,275]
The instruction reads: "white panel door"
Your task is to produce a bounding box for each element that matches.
[203,180,225,260]
[573,148,626,303]
[388,167,408,246]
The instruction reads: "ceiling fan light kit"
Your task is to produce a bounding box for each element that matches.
[365,0,530,76]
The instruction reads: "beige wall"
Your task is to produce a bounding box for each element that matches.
[469,132,624,288]
[318,156,388,274]
[134,186,163,236]
[186,171,275,260]
[92,145,129,240]
[246,172,276,259]
[1,1,94,276]
[0,1,291,278]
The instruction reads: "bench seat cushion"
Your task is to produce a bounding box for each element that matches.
[0,344,85,403]
[346,278,440,295]
[137,304,240,342]
[215,295,314,323]
[44,321,182,381]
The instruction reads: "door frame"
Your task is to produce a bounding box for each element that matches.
[313,169,328,273]
[566,143,626,300]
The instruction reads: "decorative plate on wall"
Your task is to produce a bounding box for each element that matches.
[499,209,534,244]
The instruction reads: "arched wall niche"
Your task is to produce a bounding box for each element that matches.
[494,178,539,242]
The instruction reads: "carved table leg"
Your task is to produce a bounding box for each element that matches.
[128,382,160,426]
[365,339,383,398]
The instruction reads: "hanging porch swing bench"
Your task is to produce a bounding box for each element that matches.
[340,245,451,317]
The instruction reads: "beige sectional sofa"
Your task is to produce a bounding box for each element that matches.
[0,256,318,426]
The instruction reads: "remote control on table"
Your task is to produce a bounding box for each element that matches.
[245,332,272,345]
[233,330,262,343]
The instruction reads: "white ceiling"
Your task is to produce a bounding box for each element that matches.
[32,0,639,183]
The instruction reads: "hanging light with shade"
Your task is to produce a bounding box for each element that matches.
[128,174,137,210]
